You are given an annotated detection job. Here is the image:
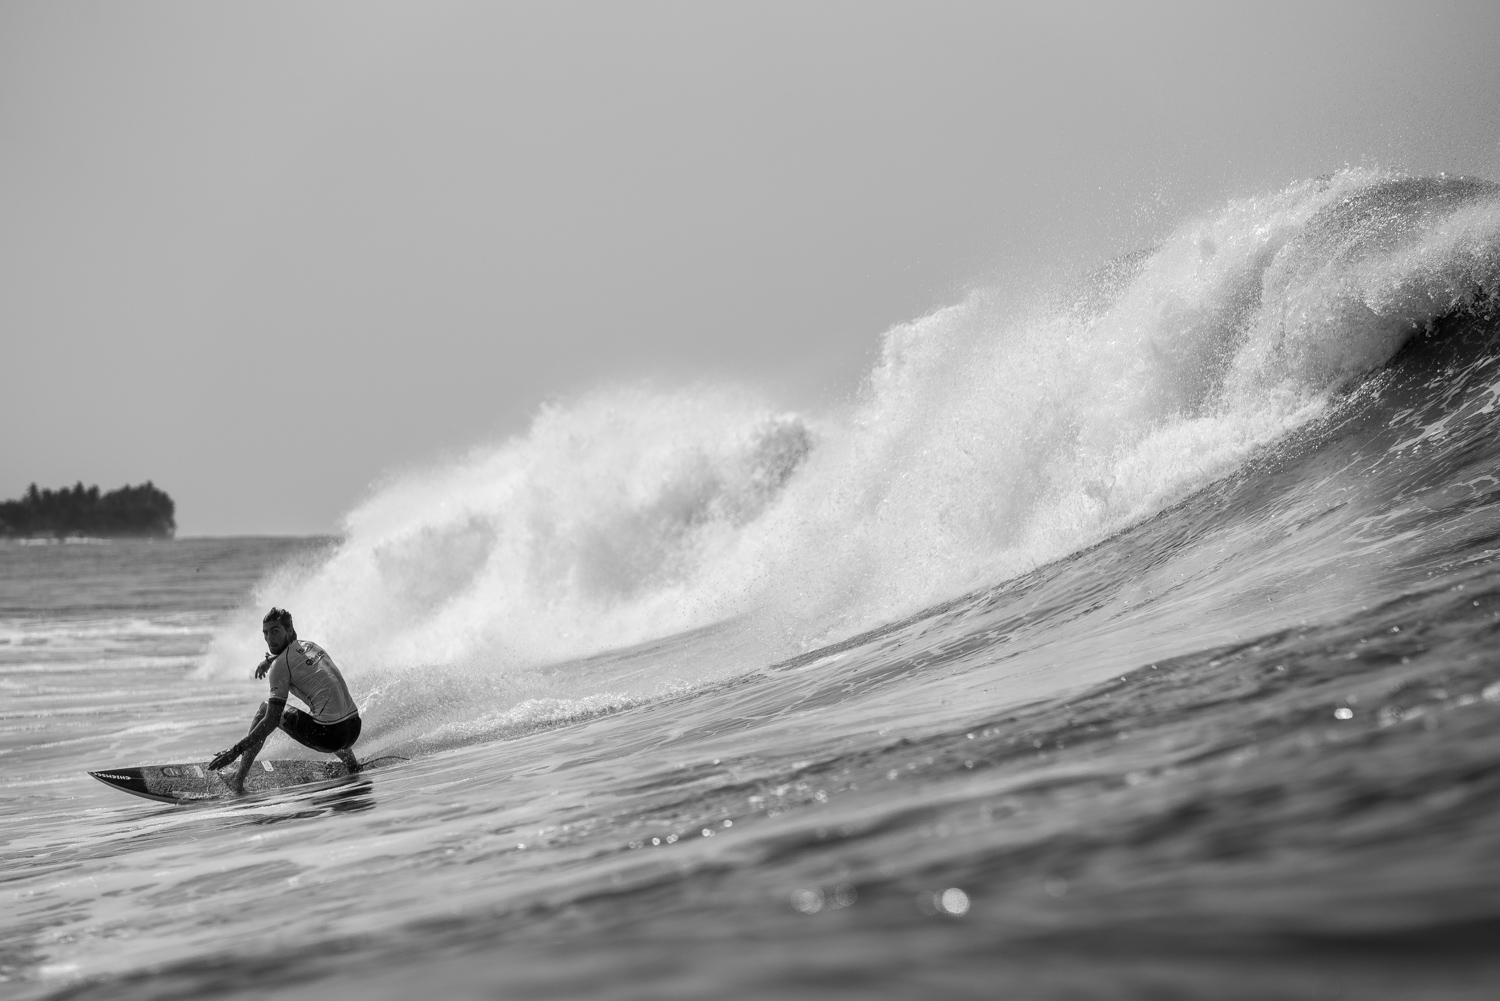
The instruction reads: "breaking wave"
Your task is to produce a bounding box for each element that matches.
[202,169,1500,725]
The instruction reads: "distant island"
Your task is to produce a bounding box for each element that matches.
[0,482,176,539]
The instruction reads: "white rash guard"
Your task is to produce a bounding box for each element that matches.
[266,640,359,724]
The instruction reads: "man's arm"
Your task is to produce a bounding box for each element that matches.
[208,697,286,770]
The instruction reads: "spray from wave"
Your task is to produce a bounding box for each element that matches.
[202,169,1500,745]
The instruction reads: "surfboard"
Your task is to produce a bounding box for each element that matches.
[88,756,406,804]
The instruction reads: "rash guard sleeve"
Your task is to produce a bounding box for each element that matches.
[267,657,292,702]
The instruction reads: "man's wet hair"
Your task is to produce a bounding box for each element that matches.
[262,607,295,631]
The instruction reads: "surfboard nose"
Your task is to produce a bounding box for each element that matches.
[89,768,152,798]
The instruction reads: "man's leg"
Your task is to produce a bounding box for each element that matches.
[335,747,361,774]
[332,716,361,774]
[281,709,360,774]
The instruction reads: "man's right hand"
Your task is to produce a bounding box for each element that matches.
[253,655,272,680]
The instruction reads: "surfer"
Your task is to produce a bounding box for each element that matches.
[208,607,362,794]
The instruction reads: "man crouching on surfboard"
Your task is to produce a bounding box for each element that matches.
[208,607,361,794]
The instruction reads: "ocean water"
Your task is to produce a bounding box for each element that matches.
[6,168,1500,999]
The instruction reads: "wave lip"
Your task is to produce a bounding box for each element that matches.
[1225,173,1500,397]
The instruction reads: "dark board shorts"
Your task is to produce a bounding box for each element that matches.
[281,708,361,753]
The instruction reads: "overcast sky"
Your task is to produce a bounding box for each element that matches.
[3,1,1498,535]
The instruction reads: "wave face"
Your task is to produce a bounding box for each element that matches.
[202,170,1500,726]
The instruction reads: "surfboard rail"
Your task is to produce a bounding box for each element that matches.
[89,757,406,804]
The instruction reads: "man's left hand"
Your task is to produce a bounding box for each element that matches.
[208,743,244,771]
[253,656,272,680]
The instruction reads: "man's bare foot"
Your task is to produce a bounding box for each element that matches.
[223,761,254,795]
[336,749,361,774]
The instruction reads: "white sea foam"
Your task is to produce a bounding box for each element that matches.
[201,170,1500,713]
[0,614,220,674]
